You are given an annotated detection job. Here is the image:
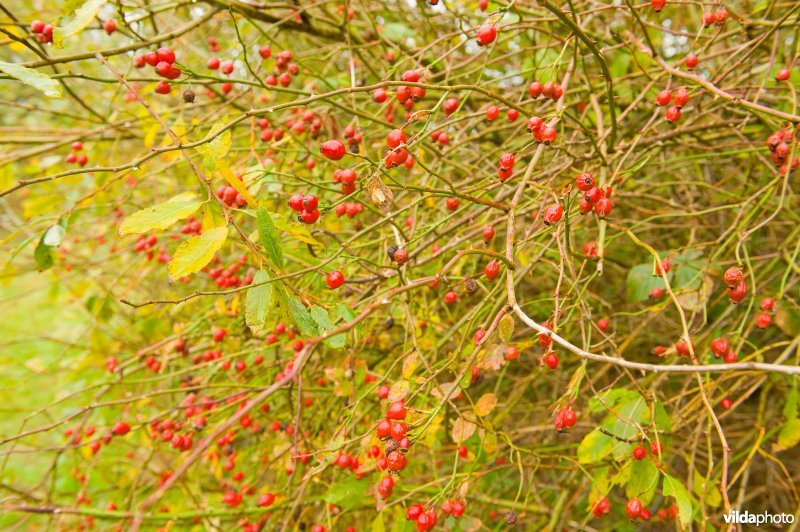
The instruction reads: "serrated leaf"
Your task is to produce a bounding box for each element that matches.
[245,270,272,333]
[195,123,231,172]
[310,305,345,348]
[53,0,106,46]
[119,194,201,235]
[627,458,659,504]
[474,393,497,417]
[451,416,476,443]
[498,314,514,342]
[287,297,317,337]
[662,474,693,529]
[577,429,615,464]
[273,216,322,246]
[0,61,61,98]
[167,226,227,281]
[257,207,284,269]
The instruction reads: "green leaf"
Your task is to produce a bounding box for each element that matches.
[310,305,346,348]
[577,428,615,464]
[245,270,272,334]
[119,193,201,235]
[167,226,228,282]
[626,263,672,303]
[692,469,721,508]
[588,388,640,414]
[498,314,514,343]
[53,0,106,46]
[323,476,370,510]
[776,418,800,451]
[256,207,284,268]
[34,237,54,271]
[0,61,61,98]
[331,302,356,323]
[195,123,231,172]
[273,215,322,246]
[383,22,414,41]
[607,393,648,460]
[287,296,318,337]
[662,474,693,529]
[627,458,659,505]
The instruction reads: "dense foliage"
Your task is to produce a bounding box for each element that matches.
[1,0,799,530]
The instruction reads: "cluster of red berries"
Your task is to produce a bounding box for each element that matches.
[405,504,439,530]
[723,266,747,304]
[148,418,194,451]
[710,337,738,363]
[332,167,358,195]
[192,349,223,365]
[526,115,557,144]
[265,49,298,87]
[374,400,411,475]
[133,47,180,95]
[766,127,798,174]
[624,497,652,521]
[29,20,54,43]
[575,172,614,217]
[65,141,88,167]
[257,117,284,143]
[179,215,202,235]
[342,124,363,152]
[553,406,577,430]
[756,297,775,328]
[529,80,563,102]
[384,128,414,169]
[288,193,320,223]
[209,255,252,288]
[133,234,159,258]
[656,87,690,123]
[430,128,450,146]
[285,109,323,137]
[216,184,248,208]
[702,7,728,27]
[393,69,427,113]
[497,152,514,181]
[334,201,365,218]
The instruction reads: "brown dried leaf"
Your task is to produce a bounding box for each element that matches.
[367,173,394,213]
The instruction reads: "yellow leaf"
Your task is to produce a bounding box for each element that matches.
[451,416,476,443]
[402,352,418,379]
[388,380,409,402]
[474,393,498,417]
[167,226,228,282]
[53,0,106,47]
[119,193,201,235]
[219,166,257,207]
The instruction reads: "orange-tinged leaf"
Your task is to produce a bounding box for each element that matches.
[474,393,497,417]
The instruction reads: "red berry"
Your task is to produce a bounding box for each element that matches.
[504,345,519,360]
[625,498,643,520]
[476,23,497,46]
[482,226,495,241]
[484,259,500,280]
[684,54,698,70]
[756,312,772,328]
[320,140,346,160]
[387,401,407,420]
[593,497,611,518]
[543,204,563,225]
[760,297,775,310]
[112,422,131,436]
[597,318,610,331]
[543,352,559,370]
[156,47,175,64]
[155,81,171,94]
[444,291,458,304]
[485,105,499,120]
[632,445,646,460]
[776,68,791,81]
[406,504,424,520]
[723,266,743,286]
[103,19,117,35]
[656,89,672,106]
[326,270,345,289]
[727,281,747,304]
[665,105,681,123]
